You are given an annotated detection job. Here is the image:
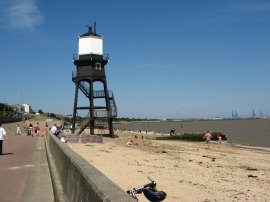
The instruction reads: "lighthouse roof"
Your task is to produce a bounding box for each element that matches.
[80,27,101,37]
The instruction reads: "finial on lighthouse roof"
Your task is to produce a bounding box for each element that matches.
[80,22,101,37]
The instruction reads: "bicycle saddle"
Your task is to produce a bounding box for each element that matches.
[143,188,167,202]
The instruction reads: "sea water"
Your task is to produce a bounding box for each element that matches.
[114,119,270,150]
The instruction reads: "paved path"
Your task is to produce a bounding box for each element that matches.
[0,134,54,202]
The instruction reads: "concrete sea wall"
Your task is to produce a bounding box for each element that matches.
[45,133,135,202]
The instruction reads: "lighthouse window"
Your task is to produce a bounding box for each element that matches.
[95,62,102,70]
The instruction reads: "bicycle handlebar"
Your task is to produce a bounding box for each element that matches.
[127,176,157,200]
[127,176,167,201]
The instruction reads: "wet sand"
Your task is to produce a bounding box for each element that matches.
[68,130,270,202]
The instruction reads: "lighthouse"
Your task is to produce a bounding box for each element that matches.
[71,23,117,137]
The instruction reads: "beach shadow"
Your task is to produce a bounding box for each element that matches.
[1,152,14,156]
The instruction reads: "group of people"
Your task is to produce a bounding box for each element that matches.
[18,122,49,137]
[0,122,62,155]
[204,131,222,148]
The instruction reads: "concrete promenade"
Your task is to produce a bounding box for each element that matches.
[0,134,54,202]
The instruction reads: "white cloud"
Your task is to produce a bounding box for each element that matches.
[1,0,44,30]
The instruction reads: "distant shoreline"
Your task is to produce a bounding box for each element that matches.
[117,129,270,152]
[114,117,270,124]
[114,119,270,148]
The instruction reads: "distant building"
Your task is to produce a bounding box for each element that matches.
[22,104,33,113]
[14,104,25,115]
[212,117,223,120]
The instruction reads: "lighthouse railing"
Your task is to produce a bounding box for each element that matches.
[73,54,109,61]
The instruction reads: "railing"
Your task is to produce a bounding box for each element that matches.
[75,84,115,99]
[73,54,109,61]
[93,90,105,98]
[72,69,105,79]
[93,90,113,98]
[94,110,108,118]
[80,110,115,120]
[94,109,117,118]
[82,108,116,119]
[72,71,76,78]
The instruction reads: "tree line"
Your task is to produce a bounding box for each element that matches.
[0,103,15,116]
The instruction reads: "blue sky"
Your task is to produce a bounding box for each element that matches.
[0,0,269,119]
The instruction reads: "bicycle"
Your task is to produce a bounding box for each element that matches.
[127,177,167,201]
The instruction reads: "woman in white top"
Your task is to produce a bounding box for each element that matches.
[0,123,8,155]
[50,124,58,136]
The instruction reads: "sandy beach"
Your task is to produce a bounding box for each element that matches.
[2,120,270,201]
[68,130,270,202]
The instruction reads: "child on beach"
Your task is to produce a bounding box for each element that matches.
[16,124,22,135]
[217,133,222,147]
[126,139,133,147]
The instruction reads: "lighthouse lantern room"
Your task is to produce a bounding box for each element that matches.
[78,27,103,55]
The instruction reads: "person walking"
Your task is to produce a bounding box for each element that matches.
[34,122,40,137]
[28,123,33,137]
[217,132,222,147]
[23,121,28,135]
[16,124,22,135]
[0,123,8,155]
[41,123,48,137]
[204,131,212,149]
